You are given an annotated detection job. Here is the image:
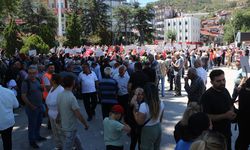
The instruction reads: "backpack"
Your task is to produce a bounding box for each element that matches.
[24,78,42,95]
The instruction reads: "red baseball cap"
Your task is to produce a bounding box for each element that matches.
[111,105,124,114]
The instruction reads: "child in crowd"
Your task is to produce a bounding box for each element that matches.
[103,105,131,150]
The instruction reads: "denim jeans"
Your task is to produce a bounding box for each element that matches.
[160,76,165,97]
[25,106,43,143]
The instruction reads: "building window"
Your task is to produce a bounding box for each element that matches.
[185,29,187,32]
[185,21,188,25]
[173,22,176,26]
[179,21,181,25]
[168,23,170,26]
[180,29,182,33]
[185,36,188,40]
[179,36,182,40]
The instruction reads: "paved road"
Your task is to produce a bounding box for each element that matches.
[0,67,244,150]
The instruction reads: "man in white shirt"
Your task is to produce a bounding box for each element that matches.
[78,62,98,121]
[113,66,130,114]
[194,59,207,85]
[0,85,19,150]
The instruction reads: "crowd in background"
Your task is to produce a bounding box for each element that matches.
[0,44,250,150]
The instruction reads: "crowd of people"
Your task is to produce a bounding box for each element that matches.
[0,44,249,150]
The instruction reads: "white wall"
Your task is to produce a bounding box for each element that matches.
[164,17,201,43]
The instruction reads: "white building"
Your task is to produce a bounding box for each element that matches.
[153,3,175,40]
[164,17,201,44]
[103,0,127,8]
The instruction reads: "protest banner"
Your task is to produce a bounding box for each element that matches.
[240,56,250,76]
[29,49,37,56]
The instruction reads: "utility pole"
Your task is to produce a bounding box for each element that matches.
[58,0,63,36]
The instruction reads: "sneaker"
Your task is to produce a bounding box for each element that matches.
[174,94,182,97]
[37,136,47,142]
[30,142,39,149]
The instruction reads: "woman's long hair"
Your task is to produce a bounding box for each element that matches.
[143,83,160,120]
[180,102,201,125]
[190,131,227,150]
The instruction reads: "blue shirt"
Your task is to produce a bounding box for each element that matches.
[91,64,102,81]
[113,74,130,96]
[175,139,192,150]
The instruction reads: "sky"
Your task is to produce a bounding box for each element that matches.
[138,0,157,6]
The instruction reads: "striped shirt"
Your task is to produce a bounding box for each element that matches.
[99,78,118,104]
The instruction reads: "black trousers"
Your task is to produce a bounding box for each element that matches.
[101,103,115,119]
[169,75,174,90]
[235,119,250,150]
[118,94,129,118]
[0,126,13,150]
[130,126,142,150]
[118,94,129,112]
[174,75,181,95]
[82,92,98,118]
[106,145,123,150]
[226,136,232,150]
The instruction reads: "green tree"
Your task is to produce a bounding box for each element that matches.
[241,24,250,32]
[0,0,19,16]
[165,29,176,44]
[223,9,250,43]
[18,0,57,48]
[223,23,234,43]
[65,5,82,47]
[133,4,155,45]
[3,19,22,57]
[114,5,133,45]
[87,34,101,45]
[0,0,20,45]
[81,0,110,44]
[20,34,49,54]
[36,4,57,48]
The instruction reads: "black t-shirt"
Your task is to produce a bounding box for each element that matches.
[201,87,232,137]
[129,71,149,91]
[143,67,156,83]
[239,89,250,122]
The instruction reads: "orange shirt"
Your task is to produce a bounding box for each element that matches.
[42,72,52,100]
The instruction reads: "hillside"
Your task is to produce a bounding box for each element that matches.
[155,0,249,13]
